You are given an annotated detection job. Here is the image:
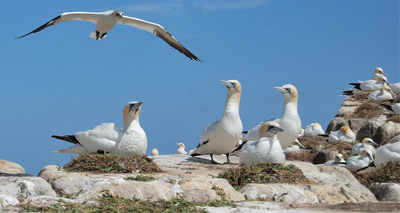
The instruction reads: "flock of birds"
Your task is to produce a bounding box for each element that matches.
[17,10,400,173]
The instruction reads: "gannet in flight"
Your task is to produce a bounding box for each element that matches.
[374,141,400,166]
[346,148,374,172]
[17,10,201,61]
[176,143,188,154]
[368,84,395,102]
[303,122,325,137]
[239,121,285,165]
[241,84,301,150]
[328,126,355,143]
[324,153,346,167]
[351,138,378,156]
[52,101,147,156]
[191,80,243,164]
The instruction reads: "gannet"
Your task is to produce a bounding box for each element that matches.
[17,10,201,61]
[328,126,355,143]
[324,153,346,167]
[242,84,301,149]
[374,141,400,166]
[370,67,386,80]
[239,121,285,165]
[52,101,147,155]
[176,143,188,154]
[351,138,378,156]
[389,82,400,95]
[151,148,159,156]
[191,80,243,164]
[343,76,388,96]
[368,85,395,102]
[346,148,374,172]
[303,122,325,137]
[283,139,305,154]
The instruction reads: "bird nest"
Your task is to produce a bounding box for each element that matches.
[63,154,162,173]
[352,100,390,119]
[353,161,400,184]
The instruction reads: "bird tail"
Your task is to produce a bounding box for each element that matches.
[51,135,80,145]
[342,90,354,96]
[381,104,393,112]
[349,83,361,90]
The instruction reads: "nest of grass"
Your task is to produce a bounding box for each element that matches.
[218,162,310,190]
[387,114,400,123]
[350,91,370,102]
[286,136,353,163]
[351,100,390,119]
[63,154,162,173]
[353,161,400,185]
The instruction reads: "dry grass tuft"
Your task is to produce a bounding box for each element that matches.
[218,162,310,190]
[63,154,162,173]
[387,114,400,123]
[352,101,388,119]
[353,161,400,184]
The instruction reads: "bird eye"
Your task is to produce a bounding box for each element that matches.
[231,82,236,87]
[285,88,291,94]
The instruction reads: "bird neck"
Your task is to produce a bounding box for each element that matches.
[223,92,240,117]
[282,99,298,118]
[123,116,139,130]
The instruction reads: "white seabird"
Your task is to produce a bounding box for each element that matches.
[239,121,285,165]
[303,122,325,137]
[368,84,395,102]
[374,141,400,166]
[351,138,378,156]
[346,148,374,172]
[191,80,243,164]
[242,84,301,150]
[151,148,159,156]
[328,126,355,143]
[52,101,147,155]
[17,10,201,61]
[283,139,305,154]
[176,143,188,154]
[343,75,388,96]
[370,67,386,81]
[324,153,346,167]
[389,82,400,95]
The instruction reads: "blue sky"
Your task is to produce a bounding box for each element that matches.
[0,0,398,175]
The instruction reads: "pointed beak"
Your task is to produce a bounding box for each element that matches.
[273,86,288,94]
[129,102,143,112]
[368,140,379,147]
[268,125,284,134]
[221,80,234,88]
[295,140,306,149]
[367,153,374,162]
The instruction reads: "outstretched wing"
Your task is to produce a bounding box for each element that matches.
[17,12,101,39]
[118,16,202,61]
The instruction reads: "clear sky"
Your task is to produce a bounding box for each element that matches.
[0,0,398,175]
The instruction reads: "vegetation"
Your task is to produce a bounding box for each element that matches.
[125,175,156,182]
[63,154,162,173]
[218,162,309,190]
[353,161,400,184]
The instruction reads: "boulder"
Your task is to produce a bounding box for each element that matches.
[0,160,25,174]
[367,183,400,201]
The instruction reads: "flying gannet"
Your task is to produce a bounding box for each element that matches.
[328,126,355,143]
[17,10,201,61]
[303,122,325,137]
[374,141,400,166]
[351,138,378,156]
[176,143,188,154]
[346,148,374,172]
[368,85,395,102]
[191,80,243,164]
[239,121,285,165]
[52,101,147,156]
[241,84,301,150]
[324,153,346,167]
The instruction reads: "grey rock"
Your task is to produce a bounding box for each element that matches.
[326,117,348,134]
[374,121,400,144]
[367,183,400,201]
[348,118,367,136]
[0,160,25,175]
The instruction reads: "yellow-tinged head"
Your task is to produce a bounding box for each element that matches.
[177,143,186,149]
[360,148,374,161]
[151,148,159,156]
[340,126,351,134]
[335,153,344,162]
[259,121,284,138]
[274,84,298,103]
[221,79,241,103]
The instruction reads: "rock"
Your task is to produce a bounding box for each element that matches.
[0,160,25,174]
[0,176,57,207]
[367,183,400,201]
[348,118,367,136]
[326,117,348,134]
[374,121,400,144]
[389,135,400,143]
[356,115,387,142]
[312,151,336,164]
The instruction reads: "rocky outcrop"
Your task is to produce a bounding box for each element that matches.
[367,183,400,201]
[0,160,25,174]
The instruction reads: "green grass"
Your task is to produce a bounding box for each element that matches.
[218,162,310,190]
[19,191,237,212]
[63,154,162,173]
[125,175,155,182]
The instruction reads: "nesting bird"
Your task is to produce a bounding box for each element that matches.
[191,80,243,164]
[17,10,201,61]
[328,126,355,143]
[52,101,147,155]
[242,84,301,150]
[283,139,305,154]
[374,141,400,166]
[303,123,325,137]
[367,85,395,102]
[151,148,159,156]
[239,121,285,165]
[343,75,388,96]
[351,138,378,156]
[389,82,400,95]
[369,67,386,80]
[324,153,346,167]
[176,143,188,154]
[346,148,374,172]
